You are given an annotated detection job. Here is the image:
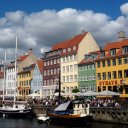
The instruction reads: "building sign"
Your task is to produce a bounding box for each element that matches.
[99,80,117,86]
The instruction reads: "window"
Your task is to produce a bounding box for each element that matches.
[108,72,111,80]
[57,58,60,63]
[66,76,69,82]
[123,46,128,54]
[74,64,77,71]
[101,51,105,57]
[107,60,111,66]
[70,65,73,72]
[74,75,77,81]
[124,69,128,78]
[63,49,66,53]
[54,69,56,74]
[68,48,71,52]
[44,71,46,76]
[97,61,100,68]
[63,66,65,73]
[124,57,128,64]
[66,56,69,62]
[118,70,122,78]
[73,46,76,51]
[102,61,106,67]
[112,59,116,66]
[113,71,117,79]
[47,61,49,66]
[51,69,53,75]
[97,73,101,80]
[102,72,106,80]
[44,62,46,66]
[118,58,122,65]
[70,55,73,61]
[63,76,65,82]
[54,59,56,64]
[70,75,73,82]
[110,49,116,56]
[62,57,65,63]
[66,66,69,72]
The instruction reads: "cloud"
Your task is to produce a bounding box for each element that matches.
[120,3,128,15]
[0,6,128,60]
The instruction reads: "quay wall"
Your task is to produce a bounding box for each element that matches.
[90,107,128,124]
[33,104,128,124]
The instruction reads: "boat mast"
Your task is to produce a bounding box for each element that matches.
[14,35,18,103]
[3,50,7,101]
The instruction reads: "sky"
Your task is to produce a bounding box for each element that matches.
[0,0,128,60]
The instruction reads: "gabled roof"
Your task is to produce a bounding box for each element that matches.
[52,32,88,50]
[79,50,100,65]
[104,39,128,50]
[37,60,43,73]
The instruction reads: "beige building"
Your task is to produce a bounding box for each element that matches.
[52,32,99,93]
[17,49,37,72]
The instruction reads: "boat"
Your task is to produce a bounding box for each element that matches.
[0,36,33,118]
[47,100,92,126]
[37,114,50,123]
[0,101,33,118]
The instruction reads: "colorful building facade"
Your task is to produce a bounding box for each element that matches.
[78,51,100,92]
[17,64,35,99]
[96,38,128,97]
[31,60,43,98]
[57,32,99,93]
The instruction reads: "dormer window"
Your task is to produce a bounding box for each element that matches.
[73,46,76,51]
[110,49,116,56]
[63,49,66,53]
[91,54,96,60]
[123,46,128,54]
[68,48,71,52]
[85,55,91,60]
[101,51,105,57]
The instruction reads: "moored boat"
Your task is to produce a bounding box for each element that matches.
[47,100,92,126]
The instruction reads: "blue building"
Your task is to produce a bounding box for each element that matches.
[31,60,43,98]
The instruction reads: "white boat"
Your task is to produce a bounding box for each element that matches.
[0,36,33,118]
[37,114,50,123]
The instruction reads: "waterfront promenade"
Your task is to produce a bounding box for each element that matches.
[0,97,128,124]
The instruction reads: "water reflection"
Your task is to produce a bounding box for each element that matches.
[0,118,127,128]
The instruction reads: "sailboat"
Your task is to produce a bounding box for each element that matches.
[0,36,33,118]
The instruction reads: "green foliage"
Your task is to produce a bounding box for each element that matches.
[72,88,79,93]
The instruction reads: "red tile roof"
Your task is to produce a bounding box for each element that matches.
[17,54,28,61]
[52,32,88,50]
[37,60,43,73]
[104,39,128,50]
[79,50,100,64]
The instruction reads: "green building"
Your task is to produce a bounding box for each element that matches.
[78,51,100,92]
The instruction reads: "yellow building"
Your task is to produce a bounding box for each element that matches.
[17,64,35,99]
[96,37,128,97]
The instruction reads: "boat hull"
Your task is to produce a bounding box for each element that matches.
[47,113,92,126]
[0,108,34,118]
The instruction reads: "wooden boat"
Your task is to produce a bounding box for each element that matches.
[47,101,92,126]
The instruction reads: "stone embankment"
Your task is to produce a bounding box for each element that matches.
[33,104,128,124]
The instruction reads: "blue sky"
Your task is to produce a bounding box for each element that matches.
[0,0,128,19]
[0,0,128,59]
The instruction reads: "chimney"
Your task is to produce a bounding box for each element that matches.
[118,31,126,40]
[29,48,32,53]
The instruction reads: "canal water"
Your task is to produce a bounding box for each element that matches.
[0,118,127,128]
